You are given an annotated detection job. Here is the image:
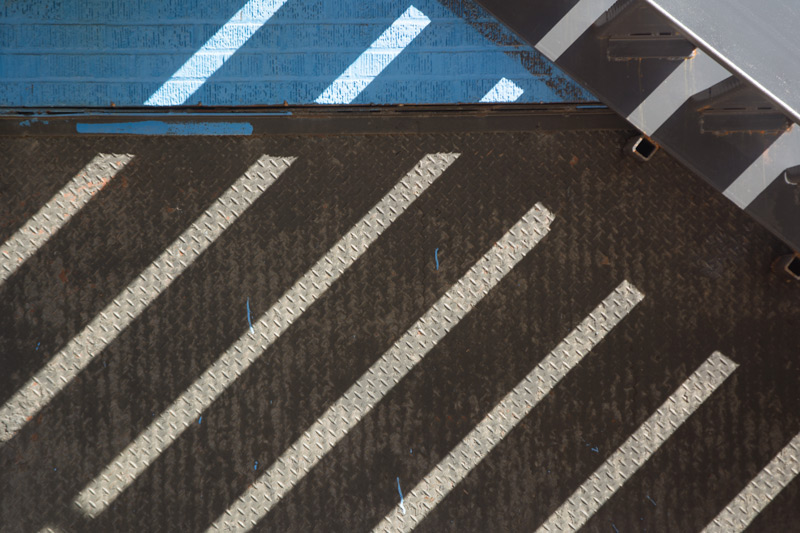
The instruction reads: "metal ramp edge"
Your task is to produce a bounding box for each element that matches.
[474,0,800,253]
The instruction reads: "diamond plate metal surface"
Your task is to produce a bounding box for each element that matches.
[702,432,800,533]
[538,351,738,532]
[373,280,643,532]
[74,153,459,518]
[208,203,554,531]
[0,129,798,533]
[0,153,133,286]
[0,155,294,443]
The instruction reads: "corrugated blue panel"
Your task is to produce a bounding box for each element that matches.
[0,0,595,107]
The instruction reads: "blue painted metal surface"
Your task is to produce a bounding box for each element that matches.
[0,0,594,107]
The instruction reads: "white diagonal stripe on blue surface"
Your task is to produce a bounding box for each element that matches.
[537,351,738,532]
[74,153,459,519]
[207,203,555,532]
[372,281,643,532]
[480,78,524,103]
[144,0,290,106]
[315,6,431,104]
[0,155,294,443]
[0,154,132,287]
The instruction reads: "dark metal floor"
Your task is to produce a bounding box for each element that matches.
[1,126,798,532]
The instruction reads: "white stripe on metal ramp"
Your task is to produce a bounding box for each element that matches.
[536,0,618,61]
[0,153,133,287]
[627,50,731,136]
[724,125,800,208]
[144,0,290,106]
[206,203,555,532]
[0,156,293,443]
[372,280,643,532]
[536,351,737,532]
[702,432,800,533]
[74,153,459,519]
[315,6,431,104]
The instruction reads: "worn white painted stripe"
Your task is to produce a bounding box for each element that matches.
[207,203,555,532]
[627,50,731,135]
[73,153,459,518]
[702,432,800,533]
[144,0,290,106]
[537,351,737,532]
[0,155,294,443]
[315,6,430,104]
[536,0,618,61]
[480,78,524,103]
[724,125,800,208]
[0,154,132,287]
[373,281,643,532]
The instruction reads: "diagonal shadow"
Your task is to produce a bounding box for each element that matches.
[0,134,435,532]
[0,140,103,243]
[1,0,253,108]
[66,134,555,532]
[2,129,797,533]
[189,0,416,106]
[0,137,270,406]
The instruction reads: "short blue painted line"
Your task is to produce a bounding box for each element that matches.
[646,495,656,506]
[198,416,202,425]
[435,248,439,270]
[35,342,40,351]
[480,78,524,103]
[612,523,620,533]
[591,446,599,453]
[246,298,254,334]
[76,121,253,135]
[145,0,290,106]
[396,476,406,515]
[254,460,259,471]
[315,5,431,104]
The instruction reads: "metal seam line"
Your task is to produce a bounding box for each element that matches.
[315,6,431,104]
[74,153,460,518]
[536,351,738,532]
[0,155,295,443]
[0,154,133,287]
[535,0,619,61]
[376,280,647,531]
[206,203,555,532]
[627,50,731,136]
[144,0,290,106]
[702,431,800,533]
[479,78,524,103]
[372,280,643,532]
[723,125,800,208]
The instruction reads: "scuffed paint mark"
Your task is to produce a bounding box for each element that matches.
[76,121,253,136]
[246,298,254,334]
[396,477,406,515]
[18,118,49,127]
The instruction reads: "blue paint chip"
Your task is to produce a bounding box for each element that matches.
[434,248,439,270]
[198,416,202,425]
[254,460,259,471]
[247,298,254,334]
[591,446,599,453]
[35,342,40,351]
[396,476,406,515]
[76,121,253,136]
